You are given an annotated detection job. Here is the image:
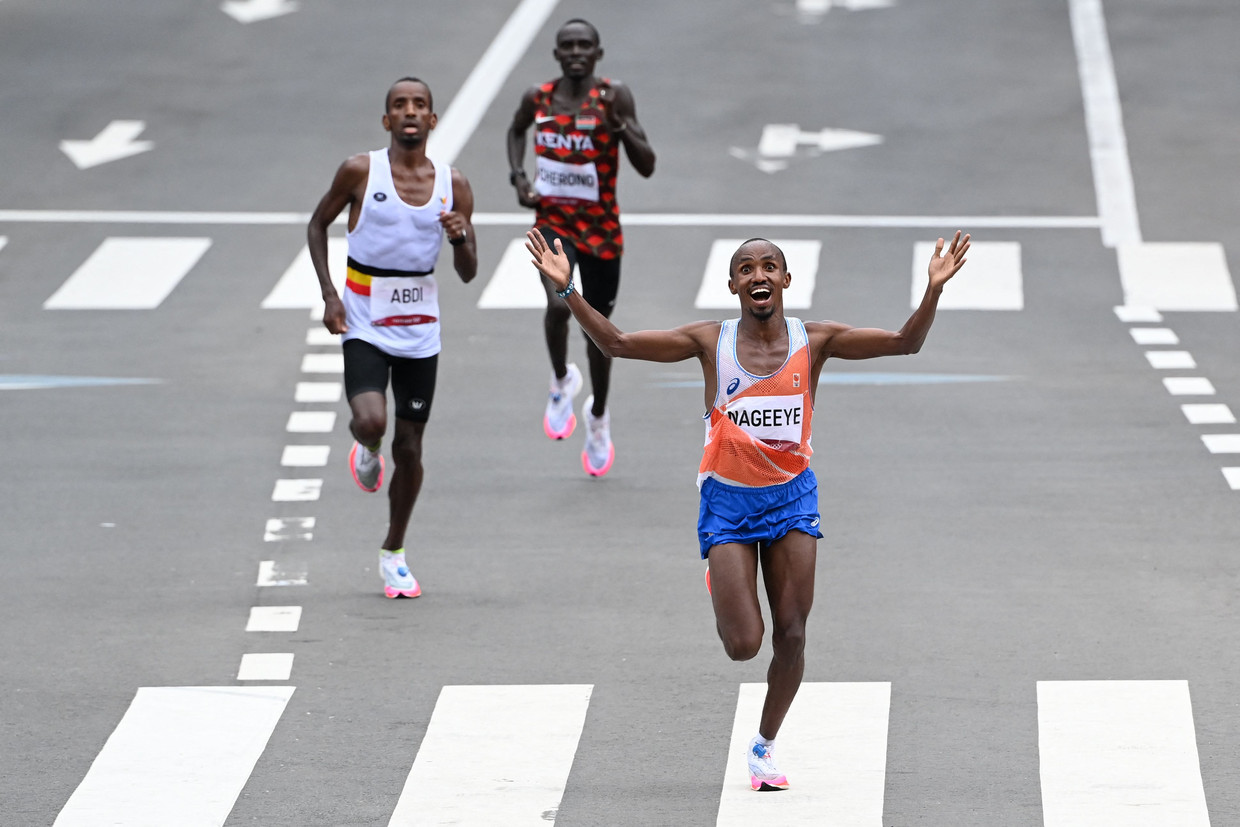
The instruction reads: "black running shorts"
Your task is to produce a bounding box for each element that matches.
[342,339,438,423]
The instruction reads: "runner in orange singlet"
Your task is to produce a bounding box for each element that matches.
[507,18,655,477]
[525,227,970,792]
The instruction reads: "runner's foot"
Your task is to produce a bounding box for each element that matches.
[581,395,614,477]
[747,737,789,791]
[349,441,384,492]
[544,363,582,440]
[379,549,421,599]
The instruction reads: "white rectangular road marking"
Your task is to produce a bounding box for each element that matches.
[237,653,294,681]
[52,686,293,827]
[286,411,336,432]
[1182,404,1235,425]
[305,327,339,346]
[246,606,302,632]
[1130,327,1179,345]
[44,237,211,309]
[0,236,7,253]
[301,353,344,374]
[478,237,557,309]
[263,517,315,542]
[717,682,890,826]
[294,381,342,403]
[1164,377,1215,396]
[271,479,322,502]
[1114,305,1163,323]
[389,684,591,826]
[1202,434,1240,454]
[914,240,1022,310]
[262,237,347,309]
[1223,468,1240,490]
[697,239,820,309]
[257,560,308,587]
[1118,243,1238,311]
[1038,680,1210,826]
[1146,351,1196,369]
[281,445,330,467]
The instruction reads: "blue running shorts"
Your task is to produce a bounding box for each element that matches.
[697,468,824,559]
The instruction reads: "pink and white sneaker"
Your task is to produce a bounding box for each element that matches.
[544,364,582,440]
[349,442,384,492]
[581,395,614,477]
[379,549,421,599]
[748,738,789,791]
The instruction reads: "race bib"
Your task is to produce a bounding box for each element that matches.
[370,276,437,327]
[534,157,600,203]
[722,394,804,448]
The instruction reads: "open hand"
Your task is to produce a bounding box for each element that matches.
[928,231,970,290]
[525,229,572,291]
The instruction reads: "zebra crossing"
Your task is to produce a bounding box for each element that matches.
[51,678,1217,826]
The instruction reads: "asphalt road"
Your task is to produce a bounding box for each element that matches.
[1,1,1238,825]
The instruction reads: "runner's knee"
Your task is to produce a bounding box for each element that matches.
[719,624,764,662]
[771,620,806,660]
[351,412,386,445]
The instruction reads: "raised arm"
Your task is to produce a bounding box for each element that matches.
[307,153,368,334]
[599,81,655,178]
[439,167,477,283]
[506,89,540,208]
[814,231,970,361]
[525,229,711,363]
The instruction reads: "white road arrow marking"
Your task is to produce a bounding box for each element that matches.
[59,121,153,169]
[796,0,895,21]
[732,123,883,173]
[221,0,298,24]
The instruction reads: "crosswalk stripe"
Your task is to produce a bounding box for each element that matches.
[696,239,820,309]
[388,684,592,826]
[1037,680,1210,826]
[717,682,890,825]
[1118,242,1238,311]
[0,236,7,253]
[262,238,348,309]
[916,240,1022,310]
[52,686,293,827]
[478,237,557,309]
[44,237,210,309]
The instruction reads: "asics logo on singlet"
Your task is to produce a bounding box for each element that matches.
[726,378,741,395]
[536,132,595,152]
[374,192,387,201]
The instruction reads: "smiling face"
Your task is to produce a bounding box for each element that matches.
[553,20,602,81]
[729,239,790,321]
[382,79,436,148]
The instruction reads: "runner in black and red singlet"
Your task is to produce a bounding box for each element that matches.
[507,18,655,477]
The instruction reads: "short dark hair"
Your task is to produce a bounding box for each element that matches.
[386,77,433,112]
[558,18,600,44]
[730,238,787,278]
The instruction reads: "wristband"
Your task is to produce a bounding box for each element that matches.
[449,233,467,247]
[555,280,575,299]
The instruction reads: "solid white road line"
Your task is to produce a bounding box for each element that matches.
[1118,242,1238,311]
[1163,377,1216,396]
[477,237,557,309]
[237,653,294,681]
[262,238,347,309]
[271,479,322,502]
[263,516,315,541]
[1068,0,1141,247]
[1202,434,1240,454]
[913,240,1021,310]
[388,684,591,826]
[286,411,336,432]
[281,445,330,467]
[52,686,293,827]
[294,381,342,403]
[1181,404,1235,425]
[716,682,890,826]
[44,237,210,309]
[1038,680,1210,826]
[1145,351,1196,370]
[245,606,302,633]
[697,239,820,309]
[1129,327,1179,345]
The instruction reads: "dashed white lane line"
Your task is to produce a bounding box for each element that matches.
[271,479,322,502]
[1114,305,1162,323]
[305,328,340,346]
[1164,377,1216,396]
[286,411,336,432]
[263,517,315,542]
[246,606,302,633]
[1223,468,1240,490]
[237,653,294,681]
[1181,404,1235,425]
[280,445,330,467]
[1145,351,1196,370]
[1202,435,1240,454]
[257,560,308,587]
[295,381,342,403]
[300,353,344,374]
[1130,327,1179,345]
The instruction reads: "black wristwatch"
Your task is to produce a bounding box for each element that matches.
[509,169,526,185]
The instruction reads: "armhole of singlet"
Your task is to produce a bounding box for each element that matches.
[707,320,732,417]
